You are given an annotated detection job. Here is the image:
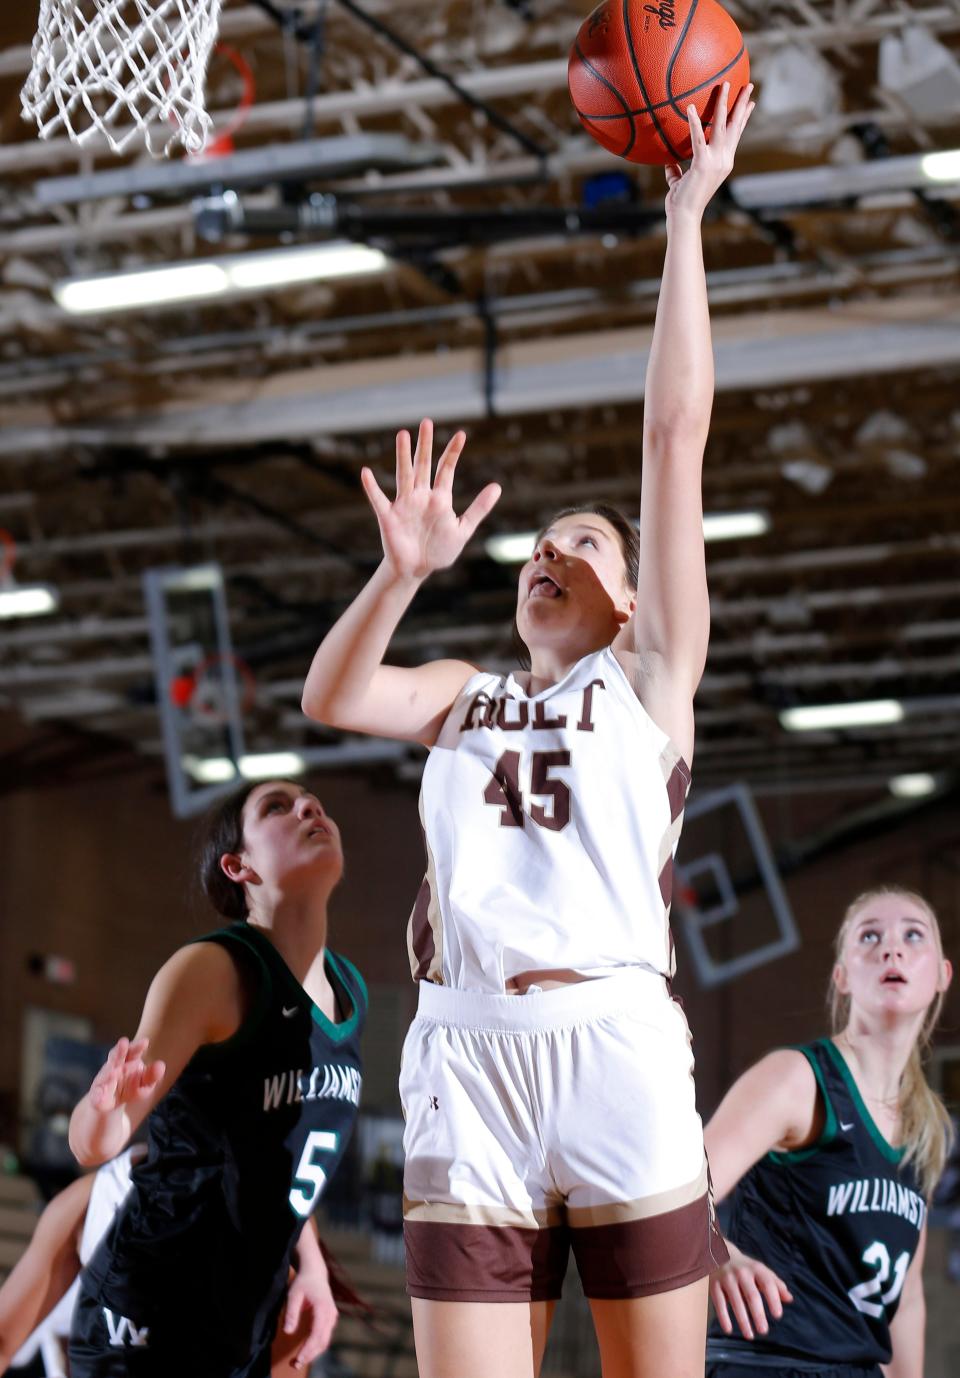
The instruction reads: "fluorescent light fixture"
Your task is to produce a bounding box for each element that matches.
[0,583,59,618]
[239,751,307,779]
[182,755,238,784]
[888,772,939,799]
[486,532,536,564]
[182,751,306,783]
[56,264,227,314]
[920,149,960,183]
[780,700,905,732]
[168,566,222,593]
[486,511,770,563]
[703,511,771,542]
[228,244,388,289]
[54,242,390,315]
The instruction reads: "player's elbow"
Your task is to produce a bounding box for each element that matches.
[301,682,339,727]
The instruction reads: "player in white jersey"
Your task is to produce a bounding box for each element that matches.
[302,83,755,1378]
[1,1149,138,1377]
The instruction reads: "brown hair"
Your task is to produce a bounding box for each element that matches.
[513,503,641,671]
[829,886,954,1198]
[197,779,296,921]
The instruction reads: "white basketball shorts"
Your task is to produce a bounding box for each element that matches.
[400,967,725,1301]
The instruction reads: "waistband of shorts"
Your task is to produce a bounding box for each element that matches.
[707,1345,880,1375]
[414,964,669,1033]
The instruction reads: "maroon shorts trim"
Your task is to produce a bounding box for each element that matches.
[573,1190,728,1300]
[403,1191,726,1303]
[404,1220,569,1302]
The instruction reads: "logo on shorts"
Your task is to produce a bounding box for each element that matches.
[428,1096,439,1110]
[103,1308,150,1347]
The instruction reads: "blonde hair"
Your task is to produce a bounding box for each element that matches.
[829,886,954,1199]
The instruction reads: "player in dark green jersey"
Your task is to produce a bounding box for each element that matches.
[66,779,367,1378]
[704,886,953,1378]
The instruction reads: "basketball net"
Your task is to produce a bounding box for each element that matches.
[21,0,224,158]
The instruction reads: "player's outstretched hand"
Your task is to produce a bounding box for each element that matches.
[710,1240,793,1340]
[361,418,501,582]
[664,80,755,220]
[88,1037,165,1116]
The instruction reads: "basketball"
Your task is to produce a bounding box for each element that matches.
[568,0,750,166]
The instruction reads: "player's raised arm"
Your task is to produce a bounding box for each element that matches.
[69,943,244,1166]
[633,82,754,762]
[301,419,500,746]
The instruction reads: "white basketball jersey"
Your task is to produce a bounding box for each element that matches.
[11,1148,136,1367]
[407,646,690,991]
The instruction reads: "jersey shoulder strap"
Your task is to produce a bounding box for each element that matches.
[767,1040,840,1165]
[188,921,275,1052]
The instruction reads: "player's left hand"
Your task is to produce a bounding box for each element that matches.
[664,81,755,220]
[278,1262,339,1370]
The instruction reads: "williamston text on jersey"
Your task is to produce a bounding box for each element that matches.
[263,1062,363,1113]
[826,1176,926,1228]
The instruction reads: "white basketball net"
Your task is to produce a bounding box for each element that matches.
[21,0,224,157]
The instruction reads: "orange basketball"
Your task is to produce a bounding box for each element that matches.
[568,0,750,166]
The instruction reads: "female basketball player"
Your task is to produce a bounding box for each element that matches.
[705,887,953,1378]
[65,779,367,1378]
[301,82,754,1378]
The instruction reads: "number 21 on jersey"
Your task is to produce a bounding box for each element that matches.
[848,1239,910,1318]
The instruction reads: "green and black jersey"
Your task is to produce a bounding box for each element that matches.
[707,1038,925,1370]
[73,922,366,1377]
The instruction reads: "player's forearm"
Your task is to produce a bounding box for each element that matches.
[644,212,714,455]
[882,1295,925,1378]
[293,1216,327,1277]
[68,1094,129,1167]
[301,559,423,725]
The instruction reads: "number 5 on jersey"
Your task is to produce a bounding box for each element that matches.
[484,750,572,831]
[289,1129,339,1217]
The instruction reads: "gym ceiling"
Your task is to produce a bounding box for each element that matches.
[1,1,959,801]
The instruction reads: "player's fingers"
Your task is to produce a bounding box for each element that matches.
[758,1269,786,1320]
[687,103,707,156]
[725,1279,756,1340]
[295,1303,337,1365]
[665,163,682,188]
[714,80,730,135]
[710,1278,733,1334]
[458,482,502,543]
[283,1286,304,1333]
[741,1274,771,1334]
[434,430,467,491]
[360,466,392,522]
[412,417,434,488]
[394,429,412,495]
[734,83,755,135]
[135,1060,165,1099]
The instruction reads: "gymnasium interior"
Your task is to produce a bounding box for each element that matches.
[1,2,959,1374]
